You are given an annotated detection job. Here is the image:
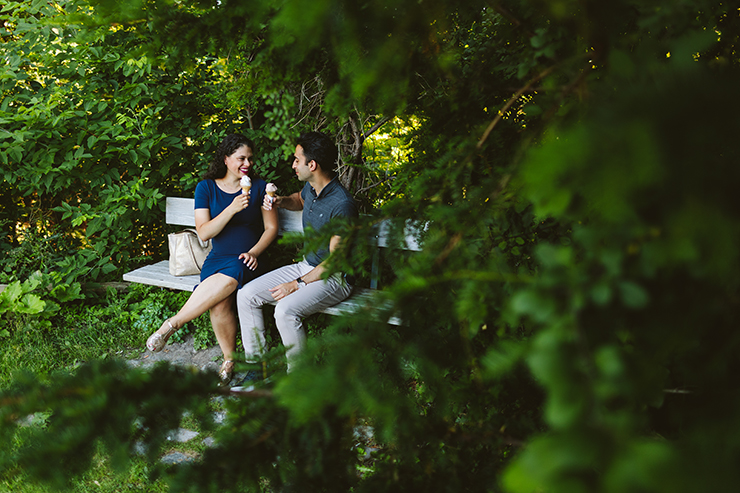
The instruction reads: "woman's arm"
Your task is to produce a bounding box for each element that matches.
[195,193,250,240]
[238,206,279,270]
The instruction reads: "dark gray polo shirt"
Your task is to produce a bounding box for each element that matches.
[301,177,358,267]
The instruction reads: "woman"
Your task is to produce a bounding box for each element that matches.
[146,134,279,384]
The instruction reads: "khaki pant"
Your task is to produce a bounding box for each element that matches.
[236,260,352,370]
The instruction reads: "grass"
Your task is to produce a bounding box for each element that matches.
[1,292,142,387]
[0,285,221,492]
[0,285,375,492]
[0,284,218,388]
[2,456,170,493]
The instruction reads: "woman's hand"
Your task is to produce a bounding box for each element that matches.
[262,195,281,211]
[229,191,250,213]
[238,252,259,271]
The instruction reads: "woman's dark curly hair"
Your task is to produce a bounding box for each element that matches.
[203,134,256,181]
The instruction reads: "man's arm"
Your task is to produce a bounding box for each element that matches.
[268,234,342,301]
[264,192,303,211]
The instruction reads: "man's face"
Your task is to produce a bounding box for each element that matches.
[292,145,312,182]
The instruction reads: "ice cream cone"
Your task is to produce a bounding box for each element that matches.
[265,183,277,203]
[240,176,252,196]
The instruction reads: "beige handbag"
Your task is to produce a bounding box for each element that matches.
[168,229,212,276]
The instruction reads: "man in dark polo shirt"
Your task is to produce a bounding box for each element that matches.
[236,131,358,374]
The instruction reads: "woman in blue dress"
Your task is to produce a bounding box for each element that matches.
[146,134,279,383]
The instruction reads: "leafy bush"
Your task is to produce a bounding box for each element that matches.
[3,1,740,492]
[128,285,216,350]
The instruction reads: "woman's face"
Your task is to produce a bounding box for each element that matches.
[224,145,254,178]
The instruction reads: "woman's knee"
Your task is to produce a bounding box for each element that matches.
[210,296,234,317]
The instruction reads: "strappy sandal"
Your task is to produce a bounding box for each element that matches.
[146,320,177,352]
[219,360,235,384]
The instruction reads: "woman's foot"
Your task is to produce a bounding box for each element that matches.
[218,359,235,384]
[146,320,178,352]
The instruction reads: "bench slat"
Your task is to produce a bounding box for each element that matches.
[123,260,200,291]
[376,219,425,251]
[122,262,403,325]
[166,197,197,227]
[278,208,303,235]
[164,197,423,249]
[315,287,403,325]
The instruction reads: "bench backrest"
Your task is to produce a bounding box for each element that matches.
[166,197,305,237]
[165,197,422,251]
[165,197,423,289]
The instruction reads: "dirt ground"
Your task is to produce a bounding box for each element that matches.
[127,335,224,373]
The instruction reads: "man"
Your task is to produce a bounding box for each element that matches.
[236,131,357,373]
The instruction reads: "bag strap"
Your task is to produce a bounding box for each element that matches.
[183,228,210,249]
[184,232,200,269]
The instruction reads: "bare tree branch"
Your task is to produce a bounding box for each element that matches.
[364,116,392,139]
[476,64,556,149]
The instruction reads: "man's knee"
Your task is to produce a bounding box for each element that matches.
[274,300,303,324]
[236,284,261,308]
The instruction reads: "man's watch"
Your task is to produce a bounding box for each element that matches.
[296,277,306,288]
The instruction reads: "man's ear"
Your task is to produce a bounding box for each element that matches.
[308,160,319,172]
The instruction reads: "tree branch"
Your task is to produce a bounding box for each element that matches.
[364,116,392,139]
[476,64,556,149]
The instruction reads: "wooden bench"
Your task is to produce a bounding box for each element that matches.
[123,197,422,325]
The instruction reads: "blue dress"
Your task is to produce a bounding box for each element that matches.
[194,178,268,288]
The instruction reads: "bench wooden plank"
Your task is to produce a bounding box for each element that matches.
[376,219,425,251]
[164,197,424,248]
[277,208,303,235]
[166,197,197,227]
[318,287,403,325]
[166,197,304,236]
[122,263,403,325]
[123,260,200,291]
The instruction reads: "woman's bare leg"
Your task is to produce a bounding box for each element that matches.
[151,273,238,337]
[209,295,238,361]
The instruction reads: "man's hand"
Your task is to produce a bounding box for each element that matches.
[269,281,298,301]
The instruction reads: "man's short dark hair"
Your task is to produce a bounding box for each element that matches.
[297,131,338,174]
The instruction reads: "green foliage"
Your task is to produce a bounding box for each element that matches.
[0,0,258,293]
[0,285,149,387]
[129,286,216,349]
[2,0,740,492]
[502,67,740,492]
[0,269,84,340]
[0,278,46,317]
[0,359,219,491]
